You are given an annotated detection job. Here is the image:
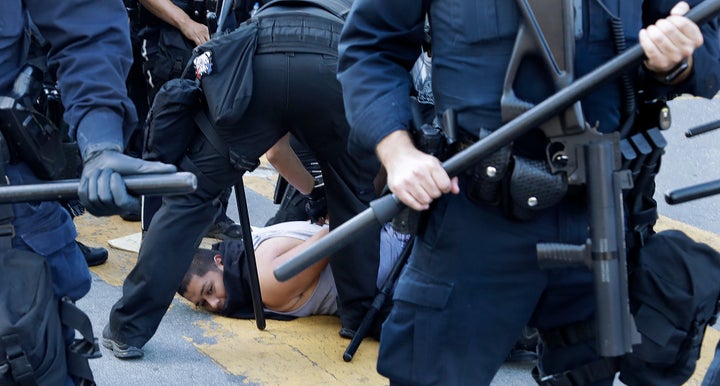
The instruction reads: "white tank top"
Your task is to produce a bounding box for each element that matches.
[252,222,338,317]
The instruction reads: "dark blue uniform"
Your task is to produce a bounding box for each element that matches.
[2,1,136,159]
[2,0,136,297]
[338,0,720,384]
[1,1,136,383]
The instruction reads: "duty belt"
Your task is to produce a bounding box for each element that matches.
[255,14,341,57]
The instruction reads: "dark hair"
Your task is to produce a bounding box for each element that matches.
[178,248,222,296]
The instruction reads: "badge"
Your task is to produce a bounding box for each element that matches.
[194,51,213,80]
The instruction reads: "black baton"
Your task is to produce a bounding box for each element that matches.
[0,172,197,203]
[665,178,720,204]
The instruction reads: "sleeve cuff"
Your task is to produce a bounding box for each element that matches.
[348,93,412,156]
[75,108,125,160]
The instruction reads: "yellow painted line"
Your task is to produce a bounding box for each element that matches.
[656,215,720,251]
[77,214,141,288]
[77,222,387,385]
[75,177,720,384]
[189,316,384,385]
[75,168,388,385]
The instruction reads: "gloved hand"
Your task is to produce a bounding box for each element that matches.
[78,149,177,216]
[304,184,327,225]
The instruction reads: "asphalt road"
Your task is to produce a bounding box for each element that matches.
[656,97,720,234]
[78,188,277,386]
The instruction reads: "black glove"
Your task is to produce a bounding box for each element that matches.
[78,149,177,216]
[304,184,327,224]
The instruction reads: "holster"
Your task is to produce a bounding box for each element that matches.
[463,128,512,206]
[506,156,567,221]
[461,128,567,221]
[463,0,576,220]
[0,65,79,181]
[465,160,568,221]
[390,206,422,235]
[621,125,667,251]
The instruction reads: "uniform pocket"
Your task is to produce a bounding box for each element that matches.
[14,201,76,254]
[586,0,641,44]
[15,201,90,300]
[318,54,337,74]
[445,0,519,43]
[378,266,454,384]
[150,28,195,83]
[393,266,454,309]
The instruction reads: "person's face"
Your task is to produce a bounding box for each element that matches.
[183,255,227,313]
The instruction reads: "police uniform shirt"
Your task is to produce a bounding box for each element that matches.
[338,0,720,157]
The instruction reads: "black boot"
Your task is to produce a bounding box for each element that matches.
[505,327,538,363]
[77,241,109,267]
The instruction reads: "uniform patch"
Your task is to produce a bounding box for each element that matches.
[194,51,213,80]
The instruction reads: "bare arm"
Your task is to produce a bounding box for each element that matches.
[265,134,315,195]
[255,226,330,311]
[139,0,209,45]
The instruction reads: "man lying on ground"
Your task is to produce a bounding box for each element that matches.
[177,220,539,362]
[178,221,406,319]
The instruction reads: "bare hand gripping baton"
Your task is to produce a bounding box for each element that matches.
[0,172,197,203]
[276,0,720,284]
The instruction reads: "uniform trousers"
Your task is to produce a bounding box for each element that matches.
[377,176,610,385]
[8,163,90,301]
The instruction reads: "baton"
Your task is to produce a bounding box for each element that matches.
[685,118,720,137]
[0,172,197,203]
[665,178,720,204]
[274,0,720,281]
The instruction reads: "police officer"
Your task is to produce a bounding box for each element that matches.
[135,0,210,101]
[102,0,382,358]
[124,0,151,163]
[135,0,262,104]
[1,0,177,383]
[135,0,246,239]
[338,0,720,384]
[24,25,116,266]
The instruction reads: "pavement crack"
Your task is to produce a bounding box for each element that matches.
[286,344,339,380]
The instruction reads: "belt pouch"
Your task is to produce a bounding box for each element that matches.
[465,128,512,206]
[507,156,567,220]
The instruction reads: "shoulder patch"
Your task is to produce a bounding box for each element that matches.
[194,51,213,80]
